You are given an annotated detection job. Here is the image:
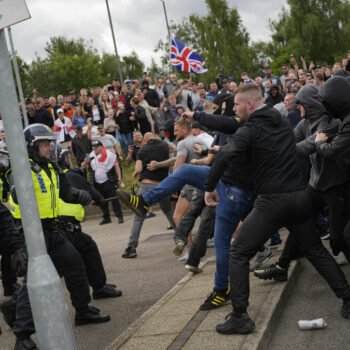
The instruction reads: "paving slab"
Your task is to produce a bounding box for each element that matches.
[107,229,302,350]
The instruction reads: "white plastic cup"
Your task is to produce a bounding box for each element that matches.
[298,318,327,330]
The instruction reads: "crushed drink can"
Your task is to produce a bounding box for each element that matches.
[298,318,327,330]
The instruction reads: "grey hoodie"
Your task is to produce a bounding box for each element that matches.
[294,84,347,190]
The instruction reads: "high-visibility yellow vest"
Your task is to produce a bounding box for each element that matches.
[9,163,60,219]
[58,169,85,222]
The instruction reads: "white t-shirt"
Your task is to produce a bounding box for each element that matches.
[90,148,117,184]
[197,132,214,148]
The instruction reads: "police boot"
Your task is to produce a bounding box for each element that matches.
[75,305,111,326]
[92,284,122,300]
[14,337,38,350]
[0,297,17,328]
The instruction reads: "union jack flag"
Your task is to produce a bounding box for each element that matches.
[170,35,207,74]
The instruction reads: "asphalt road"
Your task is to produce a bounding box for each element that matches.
[0,211,210,350]
[268,258,350,350]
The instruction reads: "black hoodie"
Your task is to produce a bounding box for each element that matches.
[265,84,284,107]
[141,80,160,107]
[316,77,350,161]
[294,84,346,190]
[205,105,304,194]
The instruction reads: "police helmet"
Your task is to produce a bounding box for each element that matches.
[24,124,56,161]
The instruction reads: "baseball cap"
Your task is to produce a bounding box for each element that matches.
[97,124,104,129]
[91,140,103,147]
[34,100,40,104]
[124,79,130,84]
[57,108,64,114]
[69,90,75,94]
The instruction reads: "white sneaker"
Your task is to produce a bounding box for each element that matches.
[333,252,348,265]
[250,246,274,271]
[177,247,189,263]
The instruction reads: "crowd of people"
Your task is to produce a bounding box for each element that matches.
[0,50,350,348]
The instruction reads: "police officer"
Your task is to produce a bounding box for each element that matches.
[8,124,110,350]
[0,202,27,338]
[57,146,123,299]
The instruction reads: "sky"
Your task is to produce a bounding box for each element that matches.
[8,0,288,68]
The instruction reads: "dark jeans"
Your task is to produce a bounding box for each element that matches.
[173,189,216,267]
[14,229,91,338]
[187,205,216,267]
[95,180,123,219]
[230,190,350,311]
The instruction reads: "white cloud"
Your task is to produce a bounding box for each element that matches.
[8,0,287,68]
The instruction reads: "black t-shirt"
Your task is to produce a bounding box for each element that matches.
[137,139,169,182]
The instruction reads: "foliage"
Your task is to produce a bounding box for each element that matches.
[154,0,258,84]
[267,0,350,67]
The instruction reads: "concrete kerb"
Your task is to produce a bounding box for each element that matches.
[103,256,216,350]
[104,253,301,350]
[241,259,302,350]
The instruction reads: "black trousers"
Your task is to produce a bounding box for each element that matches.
[279,185,350,268]
[64,224,107,289]
[230,190,350,311]
[94,180,123,219]
[13,228,91,338]
[1,252,17,290]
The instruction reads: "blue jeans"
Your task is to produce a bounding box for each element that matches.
[143,164,253,290]
[120,133,132,156]
[214,181,253,290]
[143,164,209,205]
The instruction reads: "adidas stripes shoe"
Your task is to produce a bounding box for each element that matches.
[116,190,149,217]
[200,286,231,310]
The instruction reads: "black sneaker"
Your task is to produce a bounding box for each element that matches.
[75,305,111,326]
[0,298,16,328]
[216,312,255,335]
[200,286,231,310]
[254,263,288,282]
[116,190,148,217]
[122,247,137,259]
[93,284,122,299]
[14,337,38,350]
[341,301,350,319]
[99,218,111,225]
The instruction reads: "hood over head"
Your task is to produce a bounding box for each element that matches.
[212,93,235,116]
[294,84,325,119]
[319,76,350,119]
[141,80,149,87]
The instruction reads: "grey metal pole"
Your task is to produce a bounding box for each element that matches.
[0,29,77,350]
[105,0,124,83]
[161,0,172,75]
[161,0,171,43]
[7,26,28,127]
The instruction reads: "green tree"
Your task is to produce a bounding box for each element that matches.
[268,0,350,66]
[121,50,145,80]
[154,0,257,84]
[27,36,104,96]
[9,53,30,98]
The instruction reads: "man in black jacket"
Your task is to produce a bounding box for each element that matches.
[205,84,350,335]
[33,100,54,128]
[255,83,350,281]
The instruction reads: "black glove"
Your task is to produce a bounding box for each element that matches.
[76,189,92,206]
[11,247,28,277]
